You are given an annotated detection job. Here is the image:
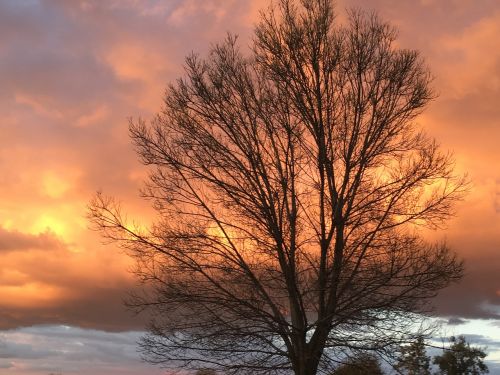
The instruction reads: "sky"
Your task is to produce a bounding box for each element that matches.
[0,0,499,374]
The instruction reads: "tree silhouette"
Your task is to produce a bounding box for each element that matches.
[195,369,217,375]
[332,354,384,375]
[433,336,488,375]
[89,1,466,374]
[395,336,431,375]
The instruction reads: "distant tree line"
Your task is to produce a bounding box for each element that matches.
[195,335,488,375]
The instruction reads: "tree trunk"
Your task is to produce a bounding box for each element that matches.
[296,362,320,375]
[295,360,319,375]
[293,345,321,375]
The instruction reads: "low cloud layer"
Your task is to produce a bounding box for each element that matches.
[0,325,162,374]
[0,322,498,375]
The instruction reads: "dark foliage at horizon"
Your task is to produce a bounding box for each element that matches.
[433,336,489,375]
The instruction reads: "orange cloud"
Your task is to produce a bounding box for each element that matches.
[0,0,498,335]
[0,225,141,330]
[434,11,500,99]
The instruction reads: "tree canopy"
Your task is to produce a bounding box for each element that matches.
[332,354,384,375]
[433,336,489,375]
[395,336,431,375]
[89,1,466,374]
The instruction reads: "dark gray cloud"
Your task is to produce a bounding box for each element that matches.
[0,227,63,252]
[447,317,469,326]
[0,324,498,375]
[433,242,500,320]
[0,325,162,374]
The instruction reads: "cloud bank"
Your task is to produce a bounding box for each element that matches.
[0,325,162,374]
[0,0,498,333]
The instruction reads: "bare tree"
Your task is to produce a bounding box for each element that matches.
[89,1,466,375]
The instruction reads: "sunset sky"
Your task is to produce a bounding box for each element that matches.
[1,0,499,373]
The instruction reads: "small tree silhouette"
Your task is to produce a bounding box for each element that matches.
[395,336,431,375]
[433,336,488,375]
[332,354,384,375]
[196,369,217,375]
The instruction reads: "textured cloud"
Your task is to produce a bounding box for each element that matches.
[0,0,498,336]
[0,225,145,331]
[0,323,498,375]
[0,0,257,332]
[0,228,63,252]
[340,0,500,322]
[0,325,162,374]
[446,317,468,326]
